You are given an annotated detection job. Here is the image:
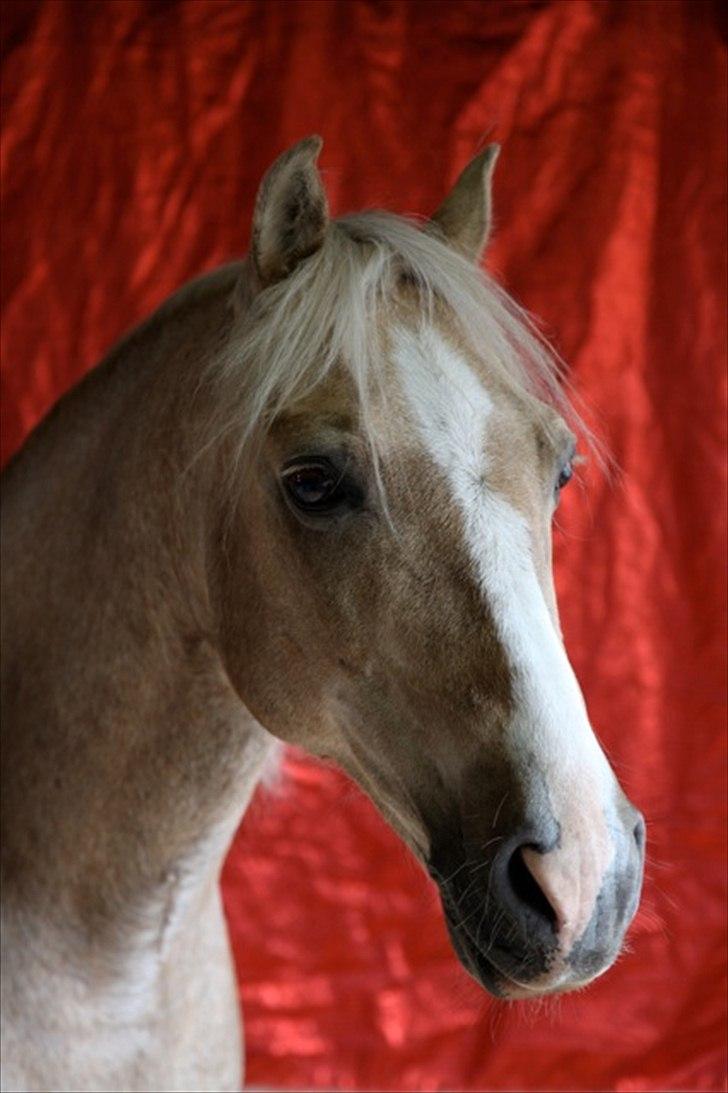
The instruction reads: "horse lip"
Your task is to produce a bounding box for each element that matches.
[438,879,556,997]
[447,918,567,999]
[432,864,542,995]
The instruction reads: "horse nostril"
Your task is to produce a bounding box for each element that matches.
[633,814,646,852]
[506,845,558,929]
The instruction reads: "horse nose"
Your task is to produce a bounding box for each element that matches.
[492,809,645,956]
[518,843,588,945]
[491,833,559,948]
[632,810,646,852]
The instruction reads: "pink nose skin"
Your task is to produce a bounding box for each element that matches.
[521,834,613,955]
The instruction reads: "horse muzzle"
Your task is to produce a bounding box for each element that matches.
[430,807,646,998]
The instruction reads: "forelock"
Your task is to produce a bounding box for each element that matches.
[206,210,592,500]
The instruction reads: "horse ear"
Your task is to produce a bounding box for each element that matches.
[251,135,328,286]
[429,143,500,263]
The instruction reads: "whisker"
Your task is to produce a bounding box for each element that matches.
[491,793,509,830]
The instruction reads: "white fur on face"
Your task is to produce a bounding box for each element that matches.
[394,324,616,956]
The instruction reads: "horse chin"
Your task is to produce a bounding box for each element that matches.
[446,918,611,1000]
[443,914,509,997]
[443,913,579,1001]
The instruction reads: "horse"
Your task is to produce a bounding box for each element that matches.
[0,136,645,1091]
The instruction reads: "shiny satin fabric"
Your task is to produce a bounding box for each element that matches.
[1,2,725,1090]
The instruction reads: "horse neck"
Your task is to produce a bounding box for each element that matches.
[1,264,276,952]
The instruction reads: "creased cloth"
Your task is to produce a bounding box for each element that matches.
[1,2,726,1090]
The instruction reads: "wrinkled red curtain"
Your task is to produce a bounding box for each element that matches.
[2,1,726,1090]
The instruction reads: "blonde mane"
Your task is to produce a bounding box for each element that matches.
[211,210,585,480]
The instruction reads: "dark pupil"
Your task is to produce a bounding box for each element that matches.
[287,467,335,505]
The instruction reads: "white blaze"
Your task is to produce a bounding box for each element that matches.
[394,325,615,954]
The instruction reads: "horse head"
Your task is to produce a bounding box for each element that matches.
[213,137,644,999]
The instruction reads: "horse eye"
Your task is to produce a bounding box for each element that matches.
[556,460,574,492]
[281,460,352,514]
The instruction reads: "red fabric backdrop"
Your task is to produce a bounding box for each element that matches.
[1,2,726,1090]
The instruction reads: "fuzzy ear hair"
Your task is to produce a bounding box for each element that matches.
[429,143,500,263]
[250,135,328,286]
